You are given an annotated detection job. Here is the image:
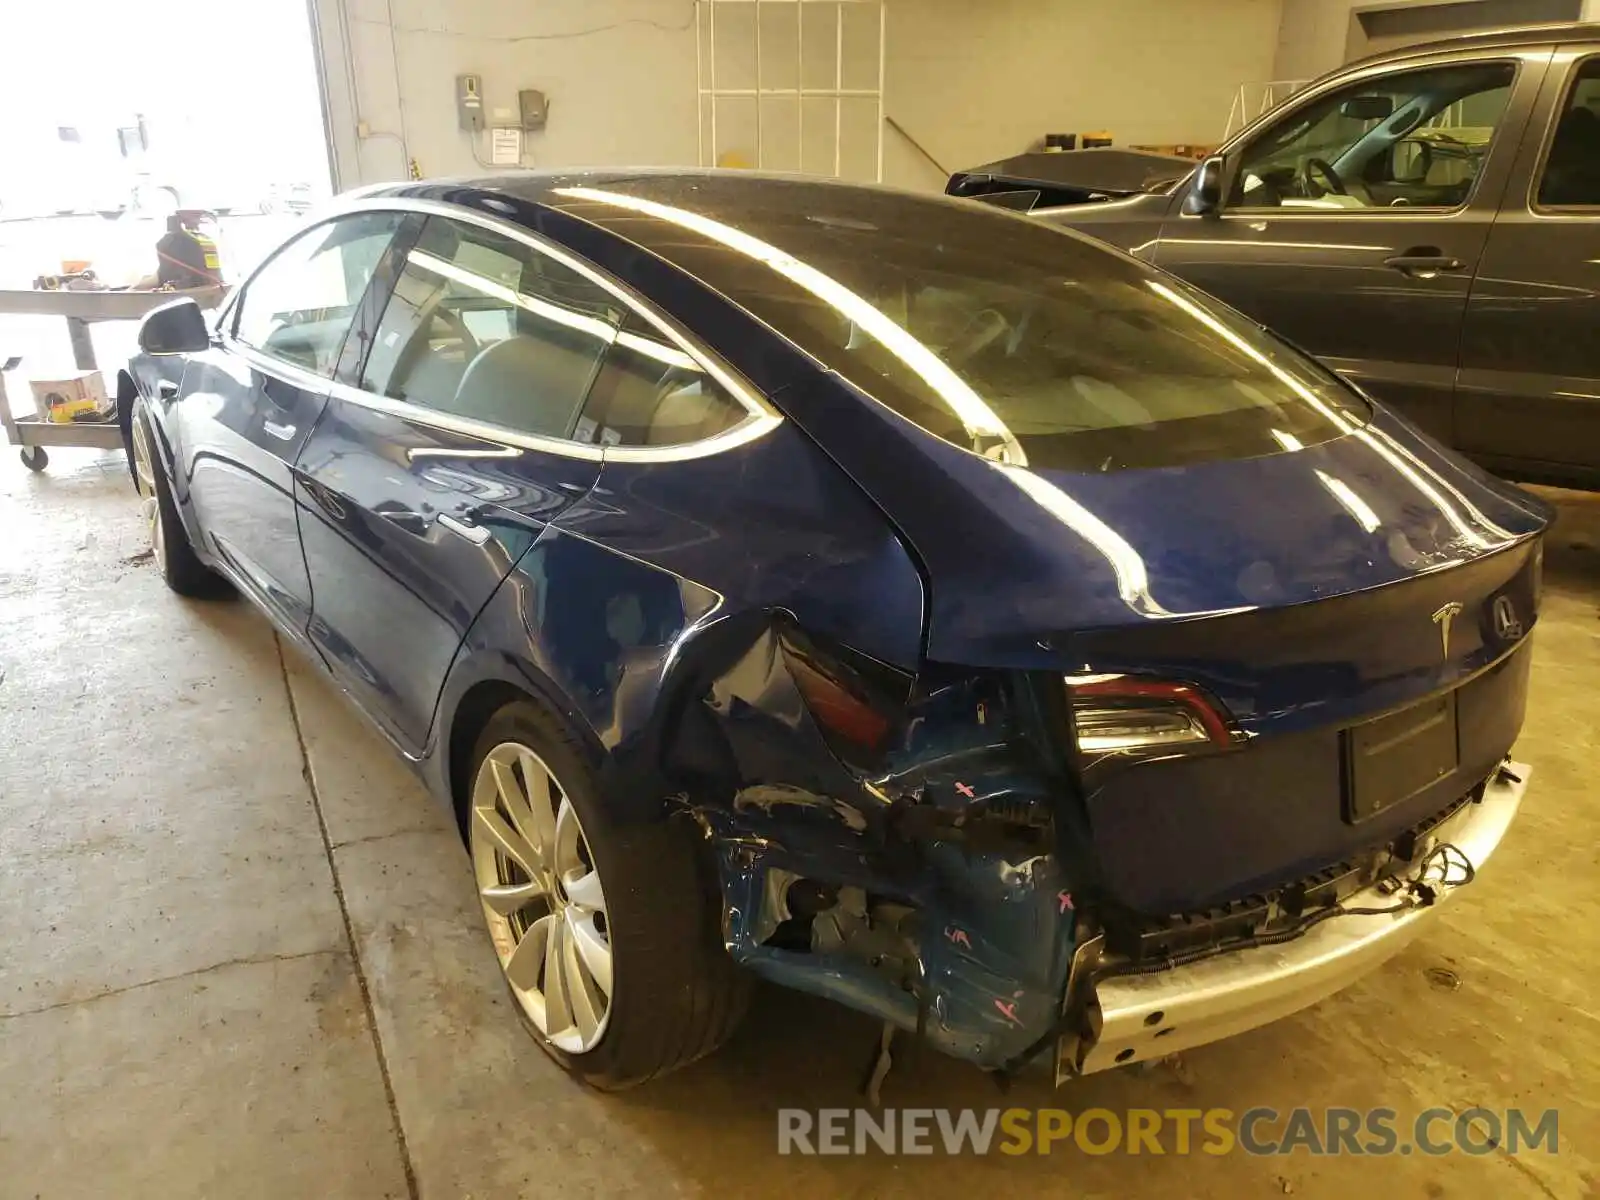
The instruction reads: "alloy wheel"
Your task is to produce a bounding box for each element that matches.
[130,416,165,575]
[470,742,612,1052]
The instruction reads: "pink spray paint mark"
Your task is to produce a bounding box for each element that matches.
[994,999,1022,1026]
[954,781,976,798]
[1058,891,1074,914]
[945,926,972,950]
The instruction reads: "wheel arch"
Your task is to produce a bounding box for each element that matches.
[434,650,608,839]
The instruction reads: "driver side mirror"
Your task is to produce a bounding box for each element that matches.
[137,298,210,356]
[1183,156,1226,216]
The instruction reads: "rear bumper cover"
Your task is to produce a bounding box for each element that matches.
[1068,761,1529,1077]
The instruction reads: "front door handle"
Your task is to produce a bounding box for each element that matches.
[376,507,430,536]
[156,380,179,400]
[1382,250,1465,276]
[263,418,297,441]
[437,511,491,545]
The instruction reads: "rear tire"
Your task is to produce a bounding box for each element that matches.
[466,698,751,1088]
[131,405,232,599]
[19,446,47,472]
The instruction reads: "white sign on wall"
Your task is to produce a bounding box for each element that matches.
[490,127,523,166]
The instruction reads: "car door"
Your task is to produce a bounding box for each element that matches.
[1152,50,1547,444]
[295,209,621,754]
[1455,47,1600,484]
[179,211,406,637]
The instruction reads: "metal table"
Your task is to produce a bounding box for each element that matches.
[0,285,223,470]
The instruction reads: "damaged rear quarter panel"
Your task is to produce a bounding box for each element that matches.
[433,413,1080,1071]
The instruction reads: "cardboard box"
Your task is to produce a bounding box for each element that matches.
[30,371,111,424]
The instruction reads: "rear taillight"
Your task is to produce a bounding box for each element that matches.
[779,630,911,767]
[1065,674,1236,756]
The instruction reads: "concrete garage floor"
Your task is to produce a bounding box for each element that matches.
[2,448,1597,1200]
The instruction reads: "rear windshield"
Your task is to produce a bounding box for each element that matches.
[554,178,1369,472]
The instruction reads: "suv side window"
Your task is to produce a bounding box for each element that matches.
[574,315,748,448]
[1230,61,1515,212]
[233,212,404,377]
[1537,57,1600,207]
[361,216,624,439]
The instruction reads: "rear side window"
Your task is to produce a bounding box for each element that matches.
[575,316,747,447]
[233,212,404,377]
[361,216,624,439]
[1537,57,1600,207]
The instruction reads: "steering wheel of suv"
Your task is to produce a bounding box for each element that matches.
[1301,157,1348,198]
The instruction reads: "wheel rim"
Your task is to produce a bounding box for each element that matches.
[129,417,164,573]
[470,742,612,1052]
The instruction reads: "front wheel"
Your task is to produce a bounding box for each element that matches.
[19,445,47,472]
[466,699,750,1087]
[130,405,232,598]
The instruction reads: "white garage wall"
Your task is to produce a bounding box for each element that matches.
[311,0,1285,193]
[883,0,1284,187]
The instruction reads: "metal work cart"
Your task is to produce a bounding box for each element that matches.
[0,285,223,471]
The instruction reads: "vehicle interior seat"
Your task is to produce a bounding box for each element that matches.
[452,330,600,437]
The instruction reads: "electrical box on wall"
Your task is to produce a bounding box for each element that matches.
[456,74,484,132]
[519,90,548,132]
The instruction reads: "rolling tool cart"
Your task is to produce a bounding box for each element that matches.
[0,285,222,470]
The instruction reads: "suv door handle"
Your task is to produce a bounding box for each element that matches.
[437,511,491,545]
[1382,251,1465,276]
[262,418,297,441]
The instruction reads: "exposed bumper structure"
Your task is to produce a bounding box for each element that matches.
[1069,762,1529,1077]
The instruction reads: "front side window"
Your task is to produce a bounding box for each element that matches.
[1537,57,1600,207]
[361,216,624,439]
[1230,61,1515,211]
[574,316,747,448]
[233,212,403,377]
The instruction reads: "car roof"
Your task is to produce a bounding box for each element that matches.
[355,167,909,213]
[1345,20,1600,70]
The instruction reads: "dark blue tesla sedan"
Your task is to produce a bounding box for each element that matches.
[124,170,1546,1088]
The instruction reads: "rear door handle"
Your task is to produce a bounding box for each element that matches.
[1382,251,1465,275]
[437,511,491,545]
[263,418,297,441]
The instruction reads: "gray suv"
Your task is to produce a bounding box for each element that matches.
[951,23,1600,490]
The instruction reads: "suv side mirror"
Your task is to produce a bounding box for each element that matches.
[1183,156,1225,216]
[138,298,210,355]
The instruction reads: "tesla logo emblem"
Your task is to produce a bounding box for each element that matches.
[1492,595,1523,640]
[1432,601,1465,659]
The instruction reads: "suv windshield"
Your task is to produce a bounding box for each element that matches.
[556,177,1369,472]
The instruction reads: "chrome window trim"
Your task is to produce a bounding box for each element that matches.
[250,193,784,464]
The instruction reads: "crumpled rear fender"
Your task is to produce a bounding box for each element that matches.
[436,518,1083,1073]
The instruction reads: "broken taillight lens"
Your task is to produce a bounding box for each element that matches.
[1065,674,1236,756]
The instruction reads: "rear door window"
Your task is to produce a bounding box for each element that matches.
[1536,57,1600,207]
[232,212,404,377]
[574,315,747,447]
[361,216,624,439]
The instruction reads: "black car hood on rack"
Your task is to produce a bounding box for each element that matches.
[947,147,1194,206]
